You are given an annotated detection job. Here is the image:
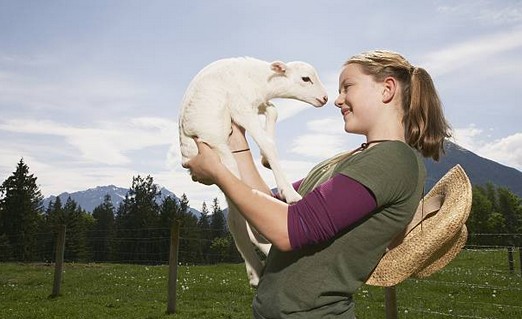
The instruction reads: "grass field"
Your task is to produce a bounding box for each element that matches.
[1,249,521,318]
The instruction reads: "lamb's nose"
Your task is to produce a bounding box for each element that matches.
[322,96,328,104]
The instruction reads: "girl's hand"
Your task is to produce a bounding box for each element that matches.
[182,139,224,186]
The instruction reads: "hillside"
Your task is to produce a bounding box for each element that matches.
[424,141,522,197]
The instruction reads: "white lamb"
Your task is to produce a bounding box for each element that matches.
[179,57,328,286]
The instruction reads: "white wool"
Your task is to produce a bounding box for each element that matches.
[178,57,328,286]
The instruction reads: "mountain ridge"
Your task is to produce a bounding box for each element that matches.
[42,185,202,215]
[42,141,521,215]
[424,141,522,196]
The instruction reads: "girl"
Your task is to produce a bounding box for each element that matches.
[183,50,451,318]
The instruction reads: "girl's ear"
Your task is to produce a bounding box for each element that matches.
[382,77,397,103]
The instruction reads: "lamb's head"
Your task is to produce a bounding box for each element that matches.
[269,61,328,107]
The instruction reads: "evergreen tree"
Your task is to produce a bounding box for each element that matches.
[114,175,161,263]
[497,187,520,234]
[91,194,115,261]
[127,175,161,228]
[468,184,521,246]
[198,202,211,263]
[210,198,227,239]
[159,196,180,226]
[46,196,64,226]
[160,194,201,263]
[0,159,43,261]
[469,186,494,234]
[62,197,93,262]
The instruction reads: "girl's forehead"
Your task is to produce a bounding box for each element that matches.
[339,64,363,81]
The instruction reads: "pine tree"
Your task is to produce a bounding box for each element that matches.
[127,175,161,228]
[0,159,43,261]
[469,186,494,234]
[114,175,161,263]
[497,187,520,234]
[198,202,211,263]
[210,198,227,239]
[46,196,64,226]
[91,194,115,261]
[61,197,93,262]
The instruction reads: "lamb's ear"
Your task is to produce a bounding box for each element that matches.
[270,61,287,74]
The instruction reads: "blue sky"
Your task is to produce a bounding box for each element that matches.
[1,0,521,210]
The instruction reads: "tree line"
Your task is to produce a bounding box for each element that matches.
[0,159,242,264]
[1,159,521,264]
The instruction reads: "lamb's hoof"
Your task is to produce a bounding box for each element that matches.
[280,189,302,204]
[249,275,260,288]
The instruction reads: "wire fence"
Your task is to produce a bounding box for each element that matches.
[1,229,521,318]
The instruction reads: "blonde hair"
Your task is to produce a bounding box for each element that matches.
[345,50,451,161]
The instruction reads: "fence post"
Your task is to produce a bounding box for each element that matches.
[50,224,66,298]
[166,220,180,314]
[519,247,522,277]
[507,246,515,274]
[385,286,398,319]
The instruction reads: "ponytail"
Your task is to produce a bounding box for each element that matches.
[345,50,451,161]
[405,67,451,161]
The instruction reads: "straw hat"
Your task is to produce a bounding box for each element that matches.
[366,164,472,287]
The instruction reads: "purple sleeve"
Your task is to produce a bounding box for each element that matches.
[292,179,303,191]
[287,174,377,250]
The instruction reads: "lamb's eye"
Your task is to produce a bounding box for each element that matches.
[301,76,313,84]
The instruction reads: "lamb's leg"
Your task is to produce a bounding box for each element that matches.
[260,102,278,169]
[246,222,271,255]
[233,113,302,204]
[226,199,264,287]
[215,144,265,287]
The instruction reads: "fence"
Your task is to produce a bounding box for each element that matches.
[1,229,521,318]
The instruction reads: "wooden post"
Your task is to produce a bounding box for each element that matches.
[519,247,522,277]
[385,286,398,319]
[166,220,180,314]
[50,224,66,298]
[507,246,514,274]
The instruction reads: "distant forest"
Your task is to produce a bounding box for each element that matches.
[0,159,520,264]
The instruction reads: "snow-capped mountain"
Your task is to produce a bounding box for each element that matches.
[42,185,182,213]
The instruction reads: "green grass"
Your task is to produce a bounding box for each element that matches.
[1,249,521,318]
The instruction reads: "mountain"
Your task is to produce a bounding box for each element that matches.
[42,142,521,216]
[424,141,522,197]
[42,185,201,217]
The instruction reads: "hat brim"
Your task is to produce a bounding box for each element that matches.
[366,165,472,287]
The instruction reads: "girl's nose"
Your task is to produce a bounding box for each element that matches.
[334,95,344,108]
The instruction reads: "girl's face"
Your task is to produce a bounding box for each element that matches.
[334,63,383,135]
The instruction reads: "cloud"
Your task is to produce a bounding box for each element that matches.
[454,125,522,170]
[437,1,522,25]
[421,28,522,76]
[289,117,364,159]
[0,117,177,166]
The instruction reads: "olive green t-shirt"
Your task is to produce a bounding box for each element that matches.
[252,141,426,319]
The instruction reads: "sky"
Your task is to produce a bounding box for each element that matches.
[1,0,521,211]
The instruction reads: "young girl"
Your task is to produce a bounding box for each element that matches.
[183,50,451,318]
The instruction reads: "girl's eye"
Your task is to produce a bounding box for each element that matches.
[301,76,313,84]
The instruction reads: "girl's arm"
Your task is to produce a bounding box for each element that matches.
[184,127,378,252]
[227,124,273,196]
[184,138,292,251]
